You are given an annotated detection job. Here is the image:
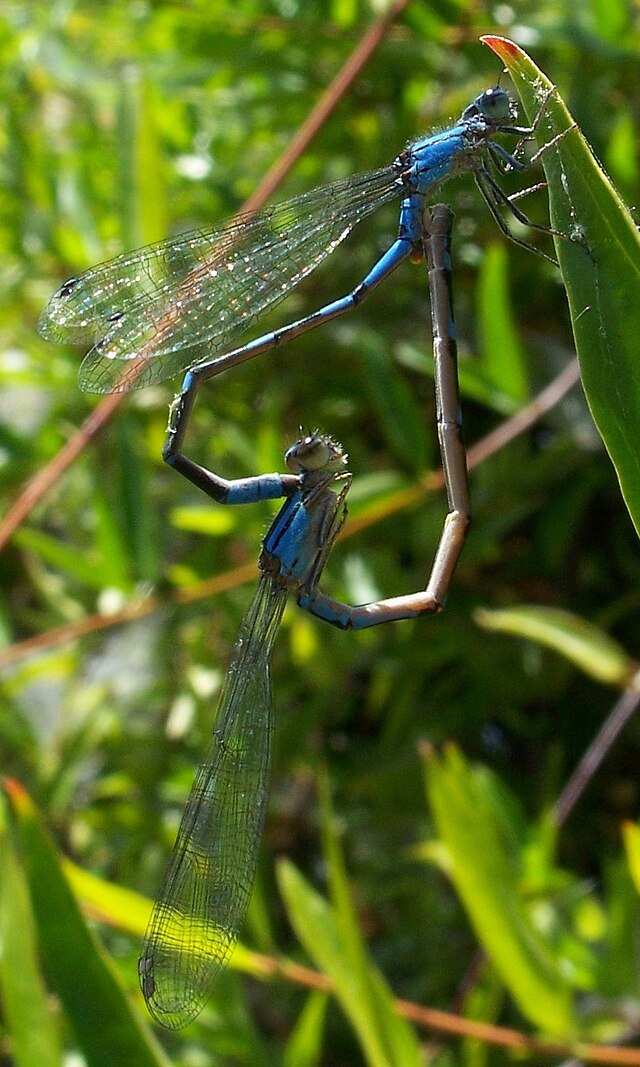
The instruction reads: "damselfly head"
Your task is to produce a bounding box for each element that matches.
[285,433,347,474]
[462,86,515,125]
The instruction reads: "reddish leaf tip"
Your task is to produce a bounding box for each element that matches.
[2,777,31,811]
[480,35,522,60]
[418,739,435,761]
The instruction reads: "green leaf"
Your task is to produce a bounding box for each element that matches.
[62,855,265,982]
[461,970,504,1067]
[117,72,168,247]
[597,852,640,1000]
[61,857,153,938]
[359,337,430,472]
[474,604,635,687]
[606,106,639,195]
[64,855,268,988]
[111,413,161,583]
[91,483,136,589]
[0,792,62,1067]
[278,775,423,1067]
[14,526,116,590]
[622,821,640,896]
[477,242,528,403]
[283,990,329,1067]
[317,769,423,1065]
[589,0,632,41]
[482,35,640,537]
[423,746,575,1036]
[3,779,170,1067]
[170,504,237,535]
[279,860,422,1067]
[398,340,521,416]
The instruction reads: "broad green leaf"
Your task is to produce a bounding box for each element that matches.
[0,793,62,1067]
[279,860,377,1061]
[474,604,634,687]
[424,746,574,1036]
[482,35,640,537]
[316,767,370,983]
[3,780,170,1067]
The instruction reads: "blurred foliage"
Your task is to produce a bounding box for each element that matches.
[1,0,640,1064]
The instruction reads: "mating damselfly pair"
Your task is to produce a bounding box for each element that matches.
[142,207,466,1029]
[39,75,573,1029]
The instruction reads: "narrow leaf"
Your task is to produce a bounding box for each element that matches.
[14,526,117,590]
[0,793,62,1067]
[170,504,237,535]
[622,821,640,896]
[424,746,574,1036]
[477,242,528,403]
[474,604,634,687]
[3,779,170,1067]
[278,858,423,1067]
[283,990,329,1067]
[482,35,640,536]
[317,769,424,1065]
[62,855,263,980]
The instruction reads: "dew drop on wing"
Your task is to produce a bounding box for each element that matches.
[107,310,124,323]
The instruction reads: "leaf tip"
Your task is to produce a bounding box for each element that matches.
[480,35,523,61]
[2,777,31,812]
[418,739,435,762]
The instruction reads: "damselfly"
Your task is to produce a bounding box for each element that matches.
[140,205,470,1029]
[39,85,565,395]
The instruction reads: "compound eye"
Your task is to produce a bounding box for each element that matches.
[477,86,513,121]
[285,434,345,473]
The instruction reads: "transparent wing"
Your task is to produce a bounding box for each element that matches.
[38,166,401,393]
[139,576,287,1029]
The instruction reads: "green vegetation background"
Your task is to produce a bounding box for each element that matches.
[1,1,640,1064]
